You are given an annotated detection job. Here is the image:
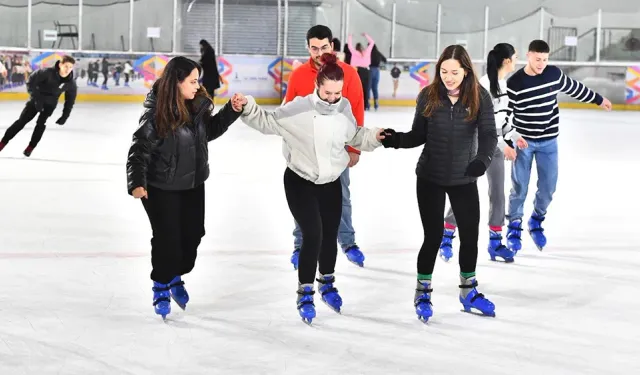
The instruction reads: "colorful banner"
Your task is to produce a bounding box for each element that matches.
[625,66,640,104]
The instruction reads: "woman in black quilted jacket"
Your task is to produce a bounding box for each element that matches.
[381,45,498,322]
[126,56,243,320]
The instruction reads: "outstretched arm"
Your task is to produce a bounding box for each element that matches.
[558,69,603,105]
[204,100,242,141]
[240,95,285,136]
[347,126,382,152]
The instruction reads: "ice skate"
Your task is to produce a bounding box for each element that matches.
[152,281,171,320]
[439,228,455,262]
[296,285,316,324]
[169,276,189,310]
[317,274,342,313]
[459,277,495,317]
[528,214,547,250]
[414,280,433,323]
[343,245,365,267]
[488,230,515,262]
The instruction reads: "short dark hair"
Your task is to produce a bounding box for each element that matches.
[61,55,76,64]
[306,25,332,45]
[528,40,550,53]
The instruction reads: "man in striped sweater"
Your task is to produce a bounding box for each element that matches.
[504,39,612,253]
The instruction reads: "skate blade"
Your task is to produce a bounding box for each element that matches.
[417,315,431,324]
[461,307,496,318]
[170,295,187,311]
[322,300,342,314]
[489,256,515,263]
[301,317,314,325]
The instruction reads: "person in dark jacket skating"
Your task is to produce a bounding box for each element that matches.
[199,39,221,98]
[381,45,498,322]
[0,56,77,157]
[126,56,243,320]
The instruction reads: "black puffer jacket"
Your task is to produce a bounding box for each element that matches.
[385,85,497,186]
[126,87,241,194]
[27,60,77,116]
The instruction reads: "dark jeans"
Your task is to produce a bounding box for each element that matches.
[2,100,54,148]
[284,168,342,284]
[142,183,206,284]
[417,178,480,275]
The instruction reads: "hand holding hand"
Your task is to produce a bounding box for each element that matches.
[375,128,387,141]
[132,187,148,199]
[503,146,517,161]
[600,97,612,111]
[464,159,487,177]
[380,128,396,148]
[231,93,247,112]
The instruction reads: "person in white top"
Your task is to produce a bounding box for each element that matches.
[440,43,528,264]
[232,53,385,324]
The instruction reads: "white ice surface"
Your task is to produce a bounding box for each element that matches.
[0,102,639,375]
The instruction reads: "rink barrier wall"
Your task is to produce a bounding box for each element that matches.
[1,52,639,109]
[1,92,640,110]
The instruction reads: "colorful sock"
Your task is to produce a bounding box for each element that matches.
[489,225,502,232]
[417,273,432,280]
[444,222,456,230]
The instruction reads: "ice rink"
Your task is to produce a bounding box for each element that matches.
[0,101,638,374]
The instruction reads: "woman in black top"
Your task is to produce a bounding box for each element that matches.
[126,56,243,320]
[382,45,498,323]
[199,39,221,98]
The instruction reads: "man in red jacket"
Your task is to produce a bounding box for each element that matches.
[284,25,366,270]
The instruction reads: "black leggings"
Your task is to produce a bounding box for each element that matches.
[2,100,54,148]
[142,183,206,284]
[416,177,480,275]
[357,67,370,110]
[284,168,342,284]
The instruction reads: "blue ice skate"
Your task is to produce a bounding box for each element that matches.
[488,230,515,263]
[169,276,189,310]
[291,248,300,270]
[296,286,316,324]
[317,275,343,313]
[528,215,547,250]
[506,219,523,254]
[414,280,433,323]
[343,245,365,267]
[439,228,455,262]
[459,279,495,317]
[152,281,171,320]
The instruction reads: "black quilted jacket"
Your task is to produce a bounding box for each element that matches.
[126,86,241,194]
[386,84,497,186]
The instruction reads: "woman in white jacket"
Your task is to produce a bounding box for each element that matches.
[234,53,385,324]
[439,43,528,263]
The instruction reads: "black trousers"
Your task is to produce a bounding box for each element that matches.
[357,67,370,110]
[142,183,206,284]
[2,100,54,148]
[416,177,480,275]
[284,168,342,284]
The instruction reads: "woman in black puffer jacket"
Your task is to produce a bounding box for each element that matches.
[126,56,242,320]
[382,45,498,322]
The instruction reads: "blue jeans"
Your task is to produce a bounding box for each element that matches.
[507,138,559,221]
[293,168,356,250]
[369,67,380,105]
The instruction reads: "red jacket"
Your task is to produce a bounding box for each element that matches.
[285,57,365,154]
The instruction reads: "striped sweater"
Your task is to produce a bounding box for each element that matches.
[504,65,603,140]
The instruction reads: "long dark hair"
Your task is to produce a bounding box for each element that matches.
[424,45,480,121]
[154,56,209,138]
[199,39,216,61]
[486,43,515,98]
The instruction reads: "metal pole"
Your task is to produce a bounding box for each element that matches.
[595,8,602,62]
[483,5,489,57]
[436,3,441,58]
[27,0,32,49]
[219,0,224,53]
[391,1,396,58]
[283,0,288,56]
[172,0,177,53]
[277,0,282,56]
[214,0,219,52]
[539,7,544,40]
[78,0,83,50]
[129,0,134,51]
[344,0,350,43]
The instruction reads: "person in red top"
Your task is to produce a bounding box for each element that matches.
[284,25,366,270]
